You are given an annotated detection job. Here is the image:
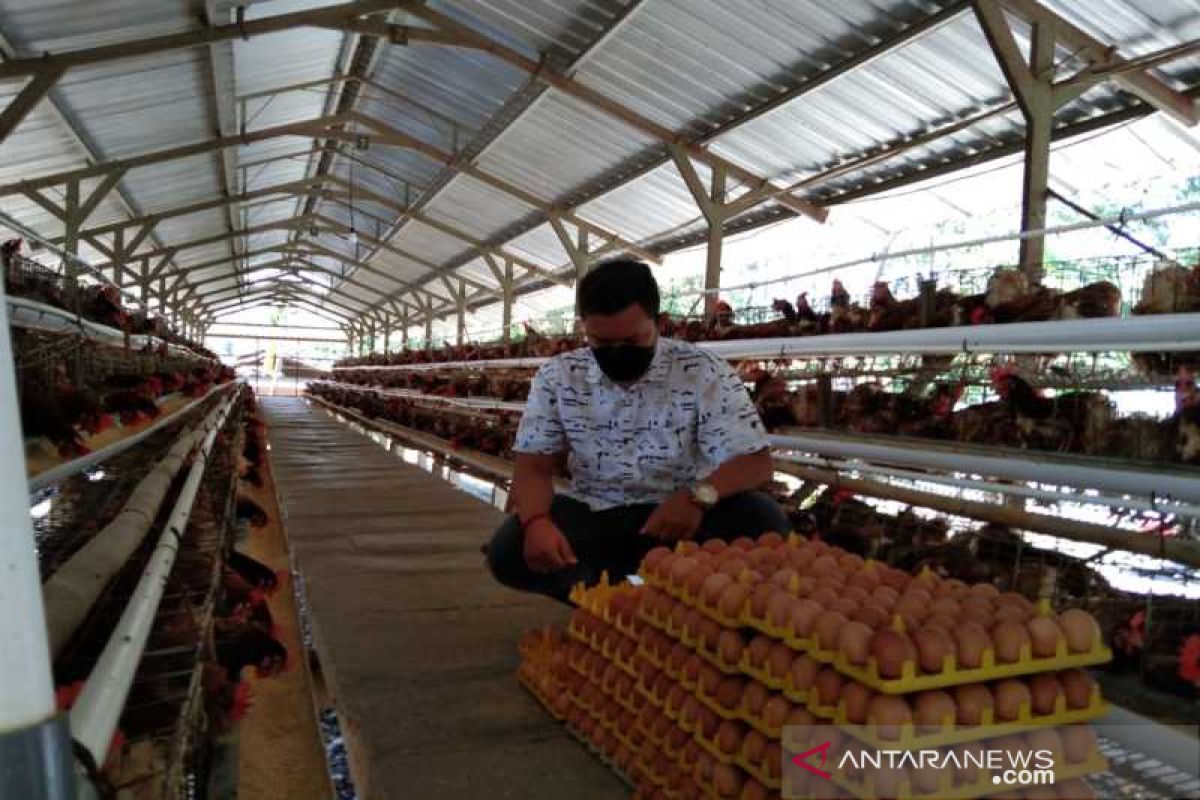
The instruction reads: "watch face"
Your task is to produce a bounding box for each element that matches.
[695,484,719,506]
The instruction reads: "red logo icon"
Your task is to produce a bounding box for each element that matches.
[791,741,833,780]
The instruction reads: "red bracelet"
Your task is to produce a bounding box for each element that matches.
[521,512,551,532]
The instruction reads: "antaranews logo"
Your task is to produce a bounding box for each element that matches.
[783,724,1067,800]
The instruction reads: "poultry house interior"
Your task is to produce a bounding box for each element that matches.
[3,2,1200,800]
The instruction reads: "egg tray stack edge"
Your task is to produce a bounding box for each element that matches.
[519,624,780,800]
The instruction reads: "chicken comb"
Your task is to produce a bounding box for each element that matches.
[55,681,86,711]
[230,682,255,721]
[989,364,1018,384]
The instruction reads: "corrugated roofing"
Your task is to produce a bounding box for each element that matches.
[0,0,1195,329]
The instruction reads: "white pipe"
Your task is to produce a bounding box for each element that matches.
[332,313,1200,370]
[68,391,236,764]
[41,420,212,658]
[769,432,1200,505]
[312,379,527,411]
[6,296,213,362]
[774,452,1200,519]
[28,381,234,494]
[0,284,57,732]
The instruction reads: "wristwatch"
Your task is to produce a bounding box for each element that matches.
[689,482,719,510]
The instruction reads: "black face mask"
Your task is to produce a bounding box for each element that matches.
[591,342,655,383]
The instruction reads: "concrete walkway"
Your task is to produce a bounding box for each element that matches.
[260,397,625,799]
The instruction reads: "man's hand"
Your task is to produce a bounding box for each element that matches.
[523,517,578,574]
[641,490,703,541]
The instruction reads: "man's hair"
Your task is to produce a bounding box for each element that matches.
[576,258,660,318]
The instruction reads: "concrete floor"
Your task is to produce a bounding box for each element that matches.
[260,397,627,800]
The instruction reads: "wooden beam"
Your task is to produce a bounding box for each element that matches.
[999,0,1198,126]
[0,65,66,144]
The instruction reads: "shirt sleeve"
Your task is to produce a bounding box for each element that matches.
[695,354,769,470]
[513,359,568,454]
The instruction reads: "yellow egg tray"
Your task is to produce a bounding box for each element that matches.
[831,686,1109,750]
[734,753,781,792]
[833,631,1113,695]
[794,748,1109,800]
[694,727,738,765]
[694,684,783,739]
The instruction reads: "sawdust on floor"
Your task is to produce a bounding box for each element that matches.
[235,458,331,800]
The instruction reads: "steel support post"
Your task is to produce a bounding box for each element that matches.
[705,167,727,319]
[1018,22,1055,282]
[0,280,74,799]
[501,259,514,344]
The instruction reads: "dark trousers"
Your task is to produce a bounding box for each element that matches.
[485,491,791,603]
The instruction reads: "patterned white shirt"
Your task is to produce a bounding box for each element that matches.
[514,337,769,510]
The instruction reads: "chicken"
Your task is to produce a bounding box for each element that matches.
[829,279,867,333]
[227,548,279,591]
[213,618,287,679]
[867,281,921,332]
[80,283,128,329]
[748,369,796,429]
[1055,281,1121,319]
[1133,261,1200,315]
[19,373,89,457]
[991,367,1114,454]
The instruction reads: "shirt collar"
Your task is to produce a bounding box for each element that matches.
[586,336,671,387]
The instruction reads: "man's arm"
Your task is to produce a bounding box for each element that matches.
[641,450,774,540]
[510,363,577,572]
[704,449,775,498]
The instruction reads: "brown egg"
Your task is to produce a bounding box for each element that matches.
[788,548,816,572]
[866,695,912,739]
[683,654,704,683]
[872,765,910,798]
[700,572,735,607]
[929,596,961,617]
[953,683,993,726]
[786,706,815,726]
[923,613,958,634]
[1026,726,1063,761]
[746,635,772,668]
[1029,673,1063,716]
[731,537,756,551]
[762,696,792,731]
[838,621,874,665]
[852,603,891,630]
[697,705,720,737]
[914,626,954,674]
[809,585,838,607]
[682,562,715,597]
[914,690,956,732]
[959,596,995,624]
[954,741,985,783]
[996,590,1033,610]
[871,585,900,609]
[758,531,785,549]
[717,582,750,618]
[953,621,991,669]
[741,681,770,716]
[698,618,723,651]
[741,728,768,764]
[901,586,933,605]
[740,779,768,800]
[746,583,774,620]
[993,602,1032,624]
[841,681,873,724]
[642,546,673,574]
[1059,668,1096,710]
[699,663,723,696]
[1062,723,1097,763]
[828,598,860,619]
[869,629,916,678]
[894,595,929,624]
[684,608,706,638]
[992,620,1031,664]
[848,568,881,592]
[766,642,793,681]
[702,538,727,555]
[767,590,800,629]
[768,565,799,590]
[993,678,1032,721]
[814,667,844,707]
[715,719,745,754]
[1059,608,1100,654]
[716,676,745,710]
[968,581,1000,599]
[668,556,700,588]
[793,575,816,597]
[842,585,870,604]
[668,642,691,673]
[666,684,688,716]
[789,654,818,691]
[788,599,824,638]
[715,555,748,578]
[814,611,849,651]
[811,555,839,574]
[717,630,745,666]
[712,762,743,798]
